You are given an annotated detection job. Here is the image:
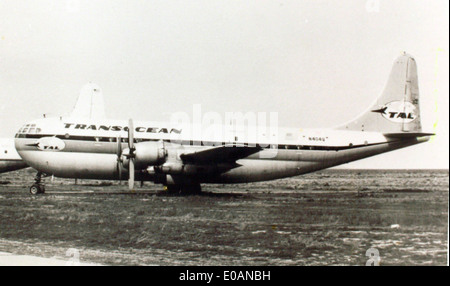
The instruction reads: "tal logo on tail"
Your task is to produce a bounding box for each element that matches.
[371,101,417,123]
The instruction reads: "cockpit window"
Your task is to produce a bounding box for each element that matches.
[18,124,38,134]
[20,124,29,133]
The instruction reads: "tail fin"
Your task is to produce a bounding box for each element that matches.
[338,53,421,133]
[71,83,106,119]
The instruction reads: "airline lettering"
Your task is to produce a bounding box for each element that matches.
[64,123,182,134]
[372,101,417,123]
[387,112,415,119]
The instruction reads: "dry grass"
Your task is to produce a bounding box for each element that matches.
[0,169,448,265]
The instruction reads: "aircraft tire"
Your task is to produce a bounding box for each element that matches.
[180,184,202,195]
[165,185,181,194]
[30,184,41,195]
[165,184,202,195]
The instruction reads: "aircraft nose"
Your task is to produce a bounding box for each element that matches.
[14,136,24,153]
[14,131,31,154]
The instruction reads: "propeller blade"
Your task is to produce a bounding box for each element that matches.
[117,163,122,181]
[128,158,135,191]
[116,136,122,180]
[116,136,122,157]
[116,164,122,181]
[127,119,135,191]
[128,118,134,150]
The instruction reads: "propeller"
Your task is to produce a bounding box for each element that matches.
[115,119,136,191]
[116,136,122,181]
[127,118,136,191]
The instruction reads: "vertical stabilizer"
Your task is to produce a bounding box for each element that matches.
[71,83,106,119]
[338,53,421,133]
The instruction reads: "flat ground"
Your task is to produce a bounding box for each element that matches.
[0,169,448,266]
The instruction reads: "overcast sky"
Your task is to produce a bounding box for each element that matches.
[1,0,448,169]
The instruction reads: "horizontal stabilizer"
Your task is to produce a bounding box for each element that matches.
[180,145,262,163]
[383,132,435,139]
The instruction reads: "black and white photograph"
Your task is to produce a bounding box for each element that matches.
[0,0,448,271]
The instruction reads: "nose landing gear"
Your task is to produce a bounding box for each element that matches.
[29,172,47,195]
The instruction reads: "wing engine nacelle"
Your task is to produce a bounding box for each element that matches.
[122,141,166,170]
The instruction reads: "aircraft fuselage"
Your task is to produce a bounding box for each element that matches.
[0,139,28,173]
[14,117,428,184]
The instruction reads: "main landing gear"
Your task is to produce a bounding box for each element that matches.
[29,172,46,195]
[164,184,202,195]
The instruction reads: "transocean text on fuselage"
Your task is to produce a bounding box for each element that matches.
[63,123,182,134]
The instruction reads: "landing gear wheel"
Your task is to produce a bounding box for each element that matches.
[181,184,202,195]
[164,184,202,195]
[29,172,46,195]
[30,184,44,195]
[165,185,181,195]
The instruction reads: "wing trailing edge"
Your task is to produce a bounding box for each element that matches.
[180,145,262,163]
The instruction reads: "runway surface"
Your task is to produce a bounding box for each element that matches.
[0,169,448,266]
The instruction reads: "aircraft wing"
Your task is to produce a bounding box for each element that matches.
[179,144,262,163]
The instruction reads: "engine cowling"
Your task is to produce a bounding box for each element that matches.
[123,141,166,169]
